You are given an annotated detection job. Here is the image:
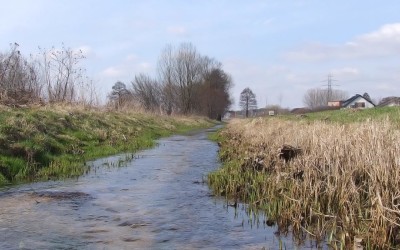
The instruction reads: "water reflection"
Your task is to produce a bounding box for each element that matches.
[0,128,316,249]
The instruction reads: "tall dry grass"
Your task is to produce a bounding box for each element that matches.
[209,117,400,248]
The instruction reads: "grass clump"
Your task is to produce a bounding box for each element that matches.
[209,108,400,249]
[0,105,214,185]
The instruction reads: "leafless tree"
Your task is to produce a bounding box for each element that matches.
[77,79,100,107]
[131,73,161,112]
[303,88,348,109]
[240,87,257,118]
[39,44,86,103]
[104,42,232,116]
[0,43,42,105]
[157,45,177,115]
[157,43,204,114]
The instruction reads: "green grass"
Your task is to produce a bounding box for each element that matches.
[284,106,400,124]
[0,105,214,186]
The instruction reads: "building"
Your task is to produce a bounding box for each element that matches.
[341,94,375,109]
[377,97,400,107]
[327,100,342,107]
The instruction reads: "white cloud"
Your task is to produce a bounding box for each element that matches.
[100,55,153,80]
[360,23,400,43]
[166,26,188,36]
[331,67,359,76]
[284,23,400,62]
[102,67,122,77]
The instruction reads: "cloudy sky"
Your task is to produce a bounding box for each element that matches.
[1,1,399,109]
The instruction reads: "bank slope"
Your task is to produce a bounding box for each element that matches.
[0,105,214,185]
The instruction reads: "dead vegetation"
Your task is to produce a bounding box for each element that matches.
[209,117,400,249]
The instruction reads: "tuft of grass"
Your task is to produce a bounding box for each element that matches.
[209,109,400,249]
[0,105,214,185]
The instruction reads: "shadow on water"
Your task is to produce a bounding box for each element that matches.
[0,126,322,249]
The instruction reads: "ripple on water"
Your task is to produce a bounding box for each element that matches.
[0,127,309,249]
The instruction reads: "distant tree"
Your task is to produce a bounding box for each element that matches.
[108,81,131,110]
[239,87,257,118]
[197,64,233,119]
[131,73,161,111]
[156,43,203,114]
[0,43,42,105]
[303,88,348,109]
[156,43,233,117]
[363,92,372,102]
[39,44,86,103]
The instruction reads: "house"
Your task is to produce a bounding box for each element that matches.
[377,96,400,107]
[341,94,375,109]
[327,100,342,107]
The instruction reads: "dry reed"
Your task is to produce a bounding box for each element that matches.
[209,117,400,249]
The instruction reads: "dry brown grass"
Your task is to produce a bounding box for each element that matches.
[209,117,400,248]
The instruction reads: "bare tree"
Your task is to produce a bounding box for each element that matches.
[240,87,257,118]
[303,88,348,109]
[0,43,43,105]
[131,74,161,111]
[39,44,86,103]
[157,43,204,114]
[174,43,203,114]
[157,44,177,115]
[77,79,100,107]
[156,43,233,118]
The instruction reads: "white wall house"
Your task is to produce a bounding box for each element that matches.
[342,94,375,109]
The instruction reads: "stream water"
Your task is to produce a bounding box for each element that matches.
[0,127,317,249]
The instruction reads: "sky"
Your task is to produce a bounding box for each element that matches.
[1,0,400,109]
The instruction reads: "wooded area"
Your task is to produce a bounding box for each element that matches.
[0,43,98,107]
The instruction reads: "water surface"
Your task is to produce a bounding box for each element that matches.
[0,128,315,249]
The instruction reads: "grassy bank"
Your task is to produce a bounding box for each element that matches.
[209,107,400,249]
[0,105,214,186]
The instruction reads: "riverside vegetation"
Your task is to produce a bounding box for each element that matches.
[208,107,400,249]
[0,105,214,186]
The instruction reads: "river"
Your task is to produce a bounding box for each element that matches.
[0,127,316,249]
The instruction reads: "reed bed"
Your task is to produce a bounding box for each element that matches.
[208,117,400,249]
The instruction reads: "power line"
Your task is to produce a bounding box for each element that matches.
[321,74,339,101]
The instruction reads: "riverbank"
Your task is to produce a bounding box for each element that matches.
[0,105,215,185]
[208,107,400,249]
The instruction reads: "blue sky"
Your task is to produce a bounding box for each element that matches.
[1,1,400,109]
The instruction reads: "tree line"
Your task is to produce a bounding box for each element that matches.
[108,43,233,119]
[0,42,233,119]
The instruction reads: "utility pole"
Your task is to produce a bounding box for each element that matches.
[322,74,339,102]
